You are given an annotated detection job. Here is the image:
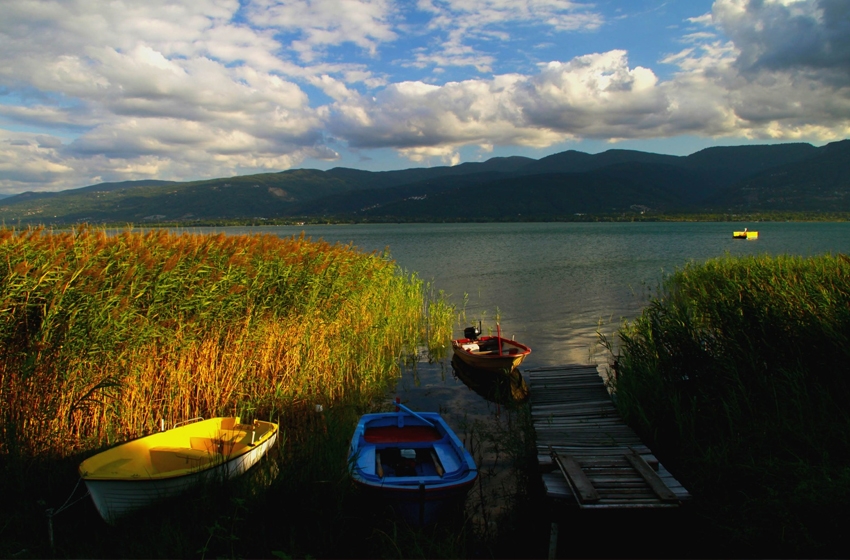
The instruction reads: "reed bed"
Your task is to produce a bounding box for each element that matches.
[0,225,445,460]
[605,253,850,556]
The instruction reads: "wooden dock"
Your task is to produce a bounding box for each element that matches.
[524,364,690,558]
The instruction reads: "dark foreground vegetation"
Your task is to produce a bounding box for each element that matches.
[606,253,850,558]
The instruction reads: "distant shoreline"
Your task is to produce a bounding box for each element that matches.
[68,212,850,229]
[7,211,850,230]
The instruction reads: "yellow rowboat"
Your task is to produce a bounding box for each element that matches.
[79,417,278,524]
[733,230,759,239]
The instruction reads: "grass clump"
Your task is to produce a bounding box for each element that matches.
[605,253,850,557]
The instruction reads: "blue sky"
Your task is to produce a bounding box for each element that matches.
[1,0,848,194]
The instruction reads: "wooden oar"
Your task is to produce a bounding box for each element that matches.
[497,323,502,356]
[394,399,435,427]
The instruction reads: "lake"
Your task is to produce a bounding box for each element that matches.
[211,221,850,368]
[205,221,850,524]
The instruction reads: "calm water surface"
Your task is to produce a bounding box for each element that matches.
[215,221,850,368]
[208,221,850,523]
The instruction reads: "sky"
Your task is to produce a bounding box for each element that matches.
[1,0,848,195]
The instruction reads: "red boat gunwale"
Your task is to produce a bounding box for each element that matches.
[363,425,443,444]
[453,336,530,354]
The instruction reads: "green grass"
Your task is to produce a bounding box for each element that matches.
[604,253,850,557]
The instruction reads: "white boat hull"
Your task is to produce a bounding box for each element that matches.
[84,430,276,524]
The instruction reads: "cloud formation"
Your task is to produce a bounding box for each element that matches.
[247,0,398,61]
[715,0,850,75]
[0,0,848,194]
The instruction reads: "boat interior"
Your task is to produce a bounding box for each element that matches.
[149,419,272,473]
[375,446,445,478]
[82,418,275,477]
[357,423,463,481]
[459,337,522,356]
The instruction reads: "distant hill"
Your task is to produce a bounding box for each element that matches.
[0,140,847,224]
[354,171,693,219]
[705,140,850,211]
[523,148,682,175]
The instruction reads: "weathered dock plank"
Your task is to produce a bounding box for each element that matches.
[553,452,600,504]
[525,363,691,531]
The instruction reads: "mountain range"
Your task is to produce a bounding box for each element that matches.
[2,140,848,225]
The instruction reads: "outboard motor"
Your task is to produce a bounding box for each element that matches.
[463,325,481,340]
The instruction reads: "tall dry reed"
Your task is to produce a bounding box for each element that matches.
[0,226,444,459]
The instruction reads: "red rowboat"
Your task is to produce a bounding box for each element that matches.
[451,323,531,372]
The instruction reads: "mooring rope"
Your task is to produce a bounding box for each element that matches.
[46,477,90,553]
[51,476,90,516]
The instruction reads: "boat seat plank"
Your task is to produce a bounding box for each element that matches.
[190,437,215,452]
[149,446,215,472]
[190,435,248,456]
[357,446,376,474]
[218,429,248,441]
[430,449,445,477]
[433,443,461,474]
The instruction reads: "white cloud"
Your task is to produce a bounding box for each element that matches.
[418,0,603,32]
[329,51,681,153]
[246,0,398,61]
[661,0,850,139]
[0,125,337,195]
[411,0,604,71]
[518,53,666,135]
[329,28,850,163]
[328,73,569,152]
[0,0,340,192]
[0,131,75,190]
[411,44,496,74]
[0,105,89,129]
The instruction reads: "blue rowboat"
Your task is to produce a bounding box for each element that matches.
[348,403,478,525]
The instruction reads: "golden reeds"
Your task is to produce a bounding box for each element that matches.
[0,226,444,459]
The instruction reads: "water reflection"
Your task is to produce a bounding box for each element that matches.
[450,355,529,405]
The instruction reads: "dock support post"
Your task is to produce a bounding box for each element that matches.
[548,522,558,559]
